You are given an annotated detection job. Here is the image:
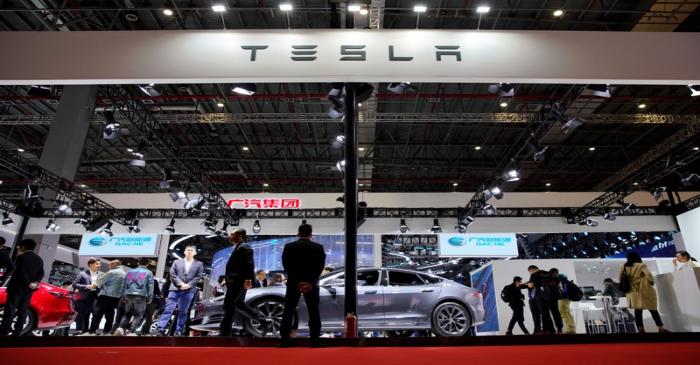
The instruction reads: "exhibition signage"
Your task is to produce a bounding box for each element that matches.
[438,233,518,258]
[227,197,301,209]
[1,30,699,85]
[78,234,159,257]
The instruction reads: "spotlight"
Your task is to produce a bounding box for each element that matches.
[586,84,611,98]
[430,218,442,233]
[332,135,345,149]
[604,212,617,222]
[476,5,490,13]
[689,85,700,97]
[553,9,564,17]
[46,219,60,232]
[74,212,90,226]
[387,82,412,94]
[279,3,293,11]
[160,168,175,189]
[129,141,146,167]
[487,83,514,97]
[399,218,410,233]
[650,187,667,200]
[336,160,346,173]
[348,4,362,12]
[616,200,636,212]
[127,219,141,234]
[54,201,73,216]
[533,146,549,163]
[413,5,427,13]
[327,83,345,119]
[483,186,503,200]
[336,195,345,203]
[482,204,497,215]
[27,85,52,97]
[681,173,700,187]
[184,196,208,212]
[215,222,230,237]
[505,169,520,182]
[163,8,174,16]
[169,191,188,202]
[354,83,375,103]
[252,219,261,234]
[585,218,599,227]
[100,222,114,237]
[232,83,256,96]
[138,83,160,97]
[165,218,176,234]
[2,212,14,226]
[102,110,129,140]
[212,4,227,12]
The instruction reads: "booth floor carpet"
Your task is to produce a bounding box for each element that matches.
[2,342,697,365]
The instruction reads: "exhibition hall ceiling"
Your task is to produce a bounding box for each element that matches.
[0,1,699,197]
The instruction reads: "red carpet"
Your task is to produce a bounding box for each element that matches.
[1,342,697,365]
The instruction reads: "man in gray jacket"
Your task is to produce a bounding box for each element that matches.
[114,258,153,336]
[156,245,203,336]
[86,260,126,335]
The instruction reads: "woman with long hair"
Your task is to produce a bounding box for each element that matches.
[620,252,669,333]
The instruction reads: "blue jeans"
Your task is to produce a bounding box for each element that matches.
[158,290,195,333]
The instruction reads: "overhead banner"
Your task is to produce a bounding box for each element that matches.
[79,234,159,257]
[438,233,518,258]
[1,30,699,85]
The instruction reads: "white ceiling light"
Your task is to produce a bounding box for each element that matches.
[638,103,647,109]
[413,5,427,13]
[476,5,490,14]
[474,146,481,150]
[348,4,362,12]
[280,3,293,11]
[212,4,226,12]
[217,102,225,108]
[163,9,174,16]
[17,148,25,153]
[553,9,564,17]
[589,147,596,151]
[499,102,508,108]
[452,182,459,187]
[360,8,369,15]
[242,146,250,151]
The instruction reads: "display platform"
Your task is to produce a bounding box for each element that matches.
[1,333,698,365]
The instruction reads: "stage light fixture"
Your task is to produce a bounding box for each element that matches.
[2,212,13,226]
[586,84,611,98]
[163,8,174,16]
[212,4,226,12]
[127,219,141,234]
[616,200,636,213]
[476,5,490,13]
[165,218,176,234]
[553,9,564,17]
[252,219,261,234]
[413,5,427,13]
[585,218,599,227]
[160,168,175,189]
[482,204,497,215]
[336,160,346,173]
[387,82,412,94]
[169,191,188,202]
[430,218,442,233]
[129,144,146,167]
[689,85,700,97]
[54,200,73,216]
[46,219,60,232]
[604,212,616,222]
[651,187,667,200]
[681,173,700,187]
[279,3,293,11]
[488,83,514,97]
[138,83,160,97]
[100,222,114,237]
[505,169,520,182]
[399,218,410,233]
[348,4,361,12]
[332,135,345,149]
[560,116,584,134]
[232,83,256,96]
[102,110,129,140]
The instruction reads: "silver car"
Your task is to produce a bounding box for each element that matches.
[191,268,484,337]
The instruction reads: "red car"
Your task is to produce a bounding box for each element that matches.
[0,282,77,335]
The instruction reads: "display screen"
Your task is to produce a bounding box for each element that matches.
[438,233,518,258]
[79,234,159,257]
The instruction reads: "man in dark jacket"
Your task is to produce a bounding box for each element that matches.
[0,237,14,286]
[280,224,326,346]
[0,239,44,336]
[219,229,271,337]
[527,265,563,334]
[157,245,203,336]
[72,257,102,334]
[504,276,529,335]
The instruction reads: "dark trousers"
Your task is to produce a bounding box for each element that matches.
[88,296,120,334]
[528,298,541,333]
[507,304,529,334]
[0,288,35,336]
[219,284,263,336]
[118,295,148,332]
[535,296,563,333]
[634,309,663,328]
[280,283,321,340]
[75,293,96,332]
[139,301,159,334]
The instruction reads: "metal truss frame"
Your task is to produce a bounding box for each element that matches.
[682,194,700,212]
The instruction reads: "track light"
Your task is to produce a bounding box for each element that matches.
[482,204,497,215]
[387,82,412,94]
[184,196,207,213]
[561,117,584,134]
[585,218,599,227]
[430,218,442,233]
[100,222,114,237]
[332,135,345,149]
[102,110,129,140]
[689,85,700,97]
[138,83,160,97]
[650,187,667,200]
[54,200,73,216]
[336,160,346,173]
[604,212,616,222]
[505,170,520,182]
[616,199,636,212]
[586,84,611,98]
[160,168,176,189]
[169,191,188,202]
[487,83,514,97]
[129,141,146,167]
[74,212,90,226]
[399,218,410,234]
[165,218,176,234]
[46,219,60,232]
[232,83,256,96]
[681,173,700,187]
[2,212,14,226]
[127,219,141,234]
[327,83,346,119]
[252,219,261,234]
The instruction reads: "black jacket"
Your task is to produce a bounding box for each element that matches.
[504,283,526,307]
[282,239,326,285]
[528,270,560,300]
[0,247,14,278]
[225,243,256,286]
[7,251,44,292]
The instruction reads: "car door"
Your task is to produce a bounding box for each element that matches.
[382,269,441,327]
[317,269,385,329]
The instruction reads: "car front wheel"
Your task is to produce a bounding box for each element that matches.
[430,302,472,337]
[244,298,288,338]
[0,308,37,336]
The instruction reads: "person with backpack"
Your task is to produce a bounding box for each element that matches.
[550,268,575,334]
[619,252,669,333]
[527,265,563,335]
[501,276,529,335]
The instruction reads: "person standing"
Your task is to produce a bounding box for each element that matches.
[86,260,126,335]
[527,265,563,334]
[672,251,698,271]
[280,224,326,347]
[0,239,44,336]
[0,237,14,286]
[620,252,669,333]
[219,229,271,337]
[156,245,203,336]
[72,257,102,334]
[114,257,153,336]
[550,268,575,334]
[253,270,268,288]
[503,276,529,335]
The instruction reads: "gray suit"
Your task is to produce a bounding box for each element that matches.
[169,259,204,293]
[158,259,204,334]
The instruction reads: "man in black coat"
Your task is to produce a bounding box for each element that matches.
[0,239,44,336]
[527,265,563,334]
[503,276,529,335]
[219,229,270,337]
[280,224,326,346]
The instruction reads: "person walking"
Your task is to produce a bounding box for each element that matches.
[280,224,326,347]
[218,229,271,337]
[114,258,154,336]
[527,265,563,334]
[156,245,203,336]
[72,258,102,334]
[503,276,529,335]
[0,239,44,336]
[86,260,126,335]
[551,268,576,334]
[619,252,669,333]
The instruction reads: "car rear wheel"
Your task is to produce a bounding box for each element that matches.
[0,308,37,336]
[430,302,472,337]
[244,298,289,338]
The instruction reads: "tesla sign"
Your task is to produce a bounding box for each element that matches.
[438,233,518,258]
[79,234,159,257]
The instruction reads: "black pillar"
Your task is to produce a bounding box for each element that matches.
[343,83,358,337]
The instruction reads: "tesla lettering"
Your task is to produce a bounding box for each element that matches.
[239,45,463,62]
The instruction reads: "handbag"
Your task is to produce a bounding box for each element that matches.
[618,267,632,293]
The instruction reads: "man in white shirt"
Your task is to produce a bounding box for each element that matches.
[156,245,203,336]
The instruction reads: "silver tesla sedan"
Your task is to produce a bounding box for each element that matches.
[191,268,485,337]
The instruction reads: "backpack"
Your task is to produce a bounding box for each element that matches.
[618,267,632,293]
[500,285,514,303]
[566,280,584,301]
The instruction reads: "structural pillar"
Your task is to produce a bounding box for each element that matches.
[343,83,358,337]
